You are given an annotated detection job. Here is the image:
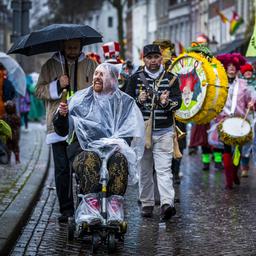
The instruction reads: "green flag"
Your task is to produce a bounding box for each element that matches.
[246,17,256,57]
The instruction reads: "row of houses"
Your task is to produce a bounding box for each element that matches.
[85,0,255,65]
[0,1,254,67]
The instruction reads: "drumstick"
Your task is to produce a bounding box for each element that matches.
[241,108,250,127]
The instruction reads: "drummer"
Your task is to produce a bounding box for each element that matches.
[216,53,253,189]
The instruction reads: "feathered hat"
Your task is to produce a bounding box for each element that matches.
[153,39,175,54]
[216,53,246,71]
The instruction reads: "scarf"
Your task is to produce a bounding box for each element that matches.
[144,65,164,79]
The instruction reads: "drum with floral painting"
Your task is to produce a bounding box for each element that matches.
[170,52,228,124]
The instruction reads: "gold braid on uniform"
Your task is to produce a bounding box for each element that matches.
[72,150,128,195]
[73,151,102,194]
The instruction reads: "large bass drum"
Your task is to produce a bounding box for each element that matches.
[170,52,228,124]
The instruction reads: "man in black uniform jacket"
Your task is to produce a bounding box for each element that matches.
[126,44,181,220]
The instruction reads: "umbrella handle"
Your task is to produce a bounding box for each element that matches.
[61,89,68,103]
[59,51,65,75]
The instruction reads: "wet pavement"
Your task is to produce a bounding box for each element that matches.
[0,123,46,218]
[10,151,256,256]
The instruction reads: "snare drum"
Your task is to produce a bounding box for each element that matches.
[218,117,253,146]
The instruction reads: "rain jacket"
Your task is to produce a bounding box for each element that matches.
[36,52,97,144]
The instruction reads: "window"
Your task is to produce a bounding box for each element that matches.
[108,17,113,27]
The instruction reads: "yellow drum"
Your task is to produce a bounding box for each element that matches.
[218,117,253,146]
[170,52,228,124]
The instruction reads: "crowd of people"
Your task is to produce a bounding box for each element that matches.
[2,34,256,231]
[34,37,256,227]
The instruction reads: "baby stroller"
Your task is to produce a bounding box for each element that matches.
[67,145,128,253]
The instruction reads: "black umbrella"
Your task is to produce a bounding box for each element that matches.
[8,24,103,56]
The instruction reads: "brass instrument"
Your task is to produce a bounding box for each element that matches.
[175,125,186,140]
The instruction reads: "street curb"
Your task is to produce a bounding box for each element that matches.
[0,142,51,256]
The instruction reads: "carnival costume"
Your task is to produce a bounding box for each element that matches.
[153,39,186,183]
[215,53,252,189]
[126,44,181,220]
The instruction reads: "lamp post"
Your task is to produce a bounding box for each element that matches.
[10,0,22,43]
[21,0,32,35]
[11,0,31,41]
[10,0,32,72]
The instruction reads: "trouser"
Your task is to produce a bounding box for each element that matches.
[213,148,223,164]
[241,142,252,170]
[201,146,211,164]
[172,158,181,177]
[223,144,239,188]
[139,131,174,207]
[52,141,74,215]
[21,112,29,129]
[72,151,128,196]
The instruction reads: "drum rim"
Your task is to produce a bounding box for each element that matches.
[218,116,253,145]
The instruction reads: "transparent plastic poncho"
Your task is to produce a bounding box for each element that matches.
[68,63,145,184]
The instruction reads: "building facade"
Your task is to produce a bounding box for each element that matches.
[125,0,254,61]
[0,0,12,52]
[83,1,119,59]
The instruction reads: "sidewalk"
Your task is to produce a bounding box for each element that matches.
[0,122,51,255]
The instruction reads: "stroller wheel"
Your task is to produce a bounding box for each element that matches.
[107,233,116,253]
[92,232,100,253]
[67,217,75,241]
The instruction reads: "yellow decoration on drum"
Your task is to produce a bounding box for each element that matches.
[170,52,228,124]
[218,117,253,146]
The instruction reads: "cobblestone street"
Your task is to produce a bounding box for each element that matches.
[0,124,45,218]
[10,150,256,256]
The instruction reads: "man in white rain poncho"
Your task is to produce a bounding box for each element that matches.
[53,63,144,224]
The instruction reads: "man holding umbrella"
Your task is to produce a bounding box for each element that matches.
[36,39,97,223]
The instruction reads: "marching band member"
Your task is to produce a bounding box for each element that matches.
[216,53,252,189]
[153,39,186,184]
